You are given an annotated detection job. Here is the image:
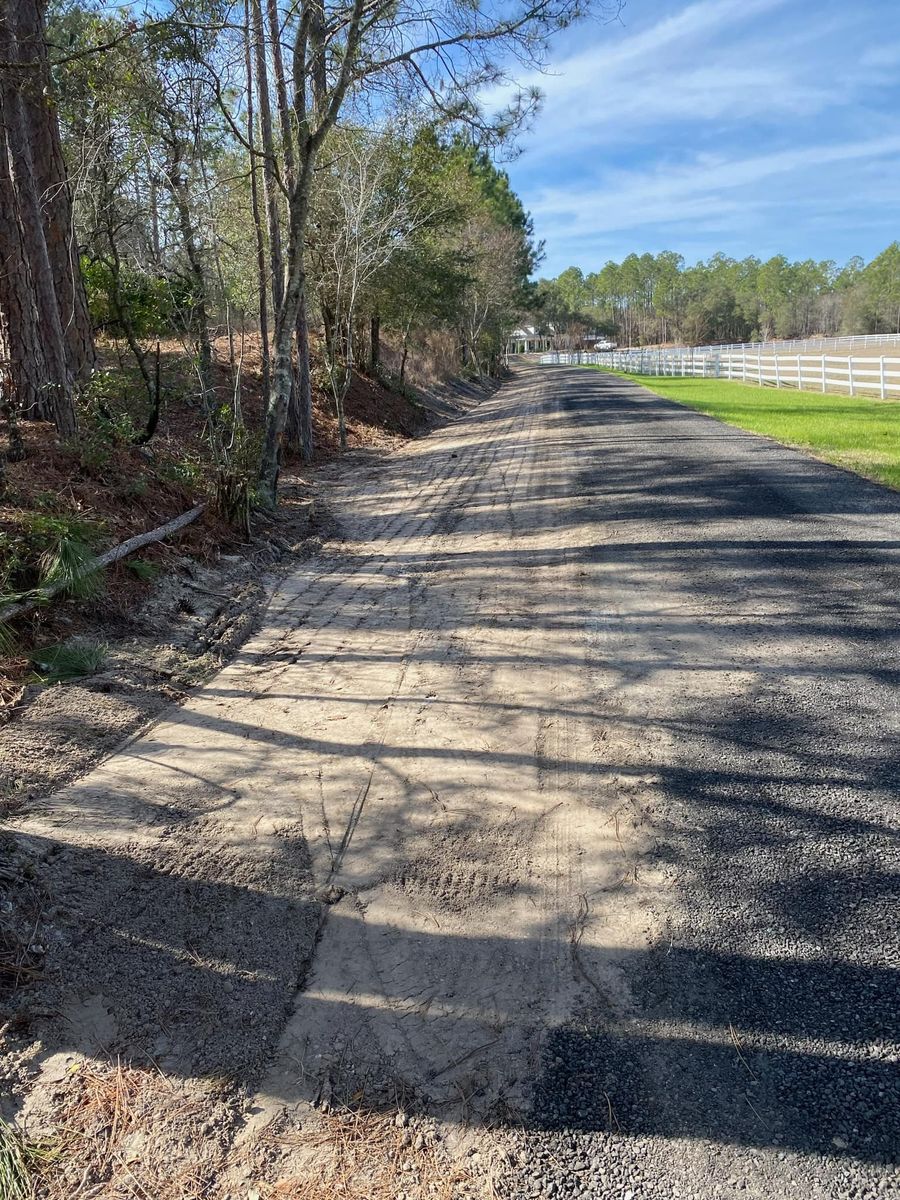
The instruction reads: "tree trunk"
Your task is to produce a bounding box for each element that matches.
[295,291,313,462]
[336,312,352,450]
[1,75,74,434]
[250,0,306,451]
[250,0,283,313]
[0,0,93,437]
[258,161,315,503]
[243,0,270,403]
[168,148,214,410]
[0,134,52,420]
[14,0,94,384]
[369,312,380,373]
[259,302,296,502]
[400,324,411,383]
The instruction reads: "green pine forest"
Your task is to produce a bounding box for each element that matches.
[535,246,900,347]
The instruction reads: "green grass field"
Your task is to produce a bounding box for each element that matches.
[590,369,900,491]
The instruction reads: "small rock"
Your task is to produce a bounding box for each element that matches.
[395,1111,409,1128]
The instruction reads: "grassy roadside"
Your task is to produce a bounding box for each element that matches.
[589,368,900,490]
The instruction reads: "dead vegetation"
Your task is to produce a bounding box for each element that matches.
[11,1061,496,1200]
[255,1108,493,1200]
[29,1062,237,1200]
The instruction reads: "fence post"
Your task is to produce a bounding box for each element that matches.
[774,356,780,388]
[880,356,886,399]
[848,357,855,397]
[742,353,747,383]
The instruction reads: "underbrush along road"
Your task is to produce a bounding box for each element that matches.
[14,365,899,1198]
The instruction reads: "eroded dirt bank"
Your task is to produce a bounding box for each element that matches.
[1,366,898,1199]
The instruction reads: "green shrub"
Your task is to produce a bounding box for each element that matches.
[0,1119,34,1200]
[0,515,105,603]
[117,474,149,500]
[0,1118,57,1199]
[26,514,104,600]
[160,455,203,489]
[126,557,160,582]
[81,257,189,338]
[31,640,106,684]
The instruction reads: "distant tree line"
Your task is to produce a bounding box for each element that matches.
[535,246,900,348]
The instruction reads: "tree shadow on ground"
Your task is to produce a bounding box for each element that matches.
[3,365,899,1171]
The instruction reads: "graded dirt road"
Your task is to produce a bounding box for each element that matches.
[7,365,899,1199]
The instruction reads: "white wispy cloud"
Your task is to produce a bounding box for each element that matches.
[488,0,837,156]
[497,0,900,272]
[529,136,900,230]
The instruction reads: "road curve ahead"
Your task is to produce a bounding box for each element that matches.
[22,364,899,1200]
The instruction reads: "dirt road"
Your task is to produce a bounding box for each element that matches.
[7,365,898,1199]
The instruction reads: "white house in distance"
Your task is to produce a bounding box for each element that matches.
[506,325,617,355]
[506,325,552,354]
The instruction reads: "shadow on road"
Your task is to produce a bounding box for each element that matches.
[3,367,899,1171]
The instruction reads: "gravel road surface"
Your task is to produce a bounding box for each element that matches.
[9,364,898,1199]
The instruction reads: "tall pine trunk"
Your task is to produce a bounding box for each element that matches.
[0,0,93,436]
[243,0,271,403]
[15,0,94,385]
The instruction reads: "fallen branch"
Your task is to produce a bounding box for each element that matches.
[0,502,207,627]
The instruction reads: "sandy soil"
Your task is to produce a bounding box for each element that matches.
[1,366,897,1199]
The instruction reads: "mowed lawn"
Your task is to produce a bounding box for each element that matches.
[591,369,900,491]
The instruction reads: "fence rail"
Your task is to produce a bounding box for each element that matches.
[694,332,900,354]
[540,348,900,399]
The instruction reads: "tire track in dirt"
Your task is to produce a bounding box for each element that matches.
[8,364,894,1200]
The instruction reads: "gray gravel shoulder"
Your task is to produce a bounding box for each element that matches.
[496,368,900,1200]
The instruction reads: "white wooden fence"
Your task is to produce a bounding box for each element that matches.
[696,332,900,354]
[540,347,900,399]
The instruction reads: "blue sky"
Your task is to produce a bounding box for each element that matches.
[493,0,900,277]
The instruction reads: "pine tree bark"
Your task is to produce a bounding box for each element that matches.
[14,0,94,384]
[0,0,93,436]
[1,71,74,433]
[0,129,52,419]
